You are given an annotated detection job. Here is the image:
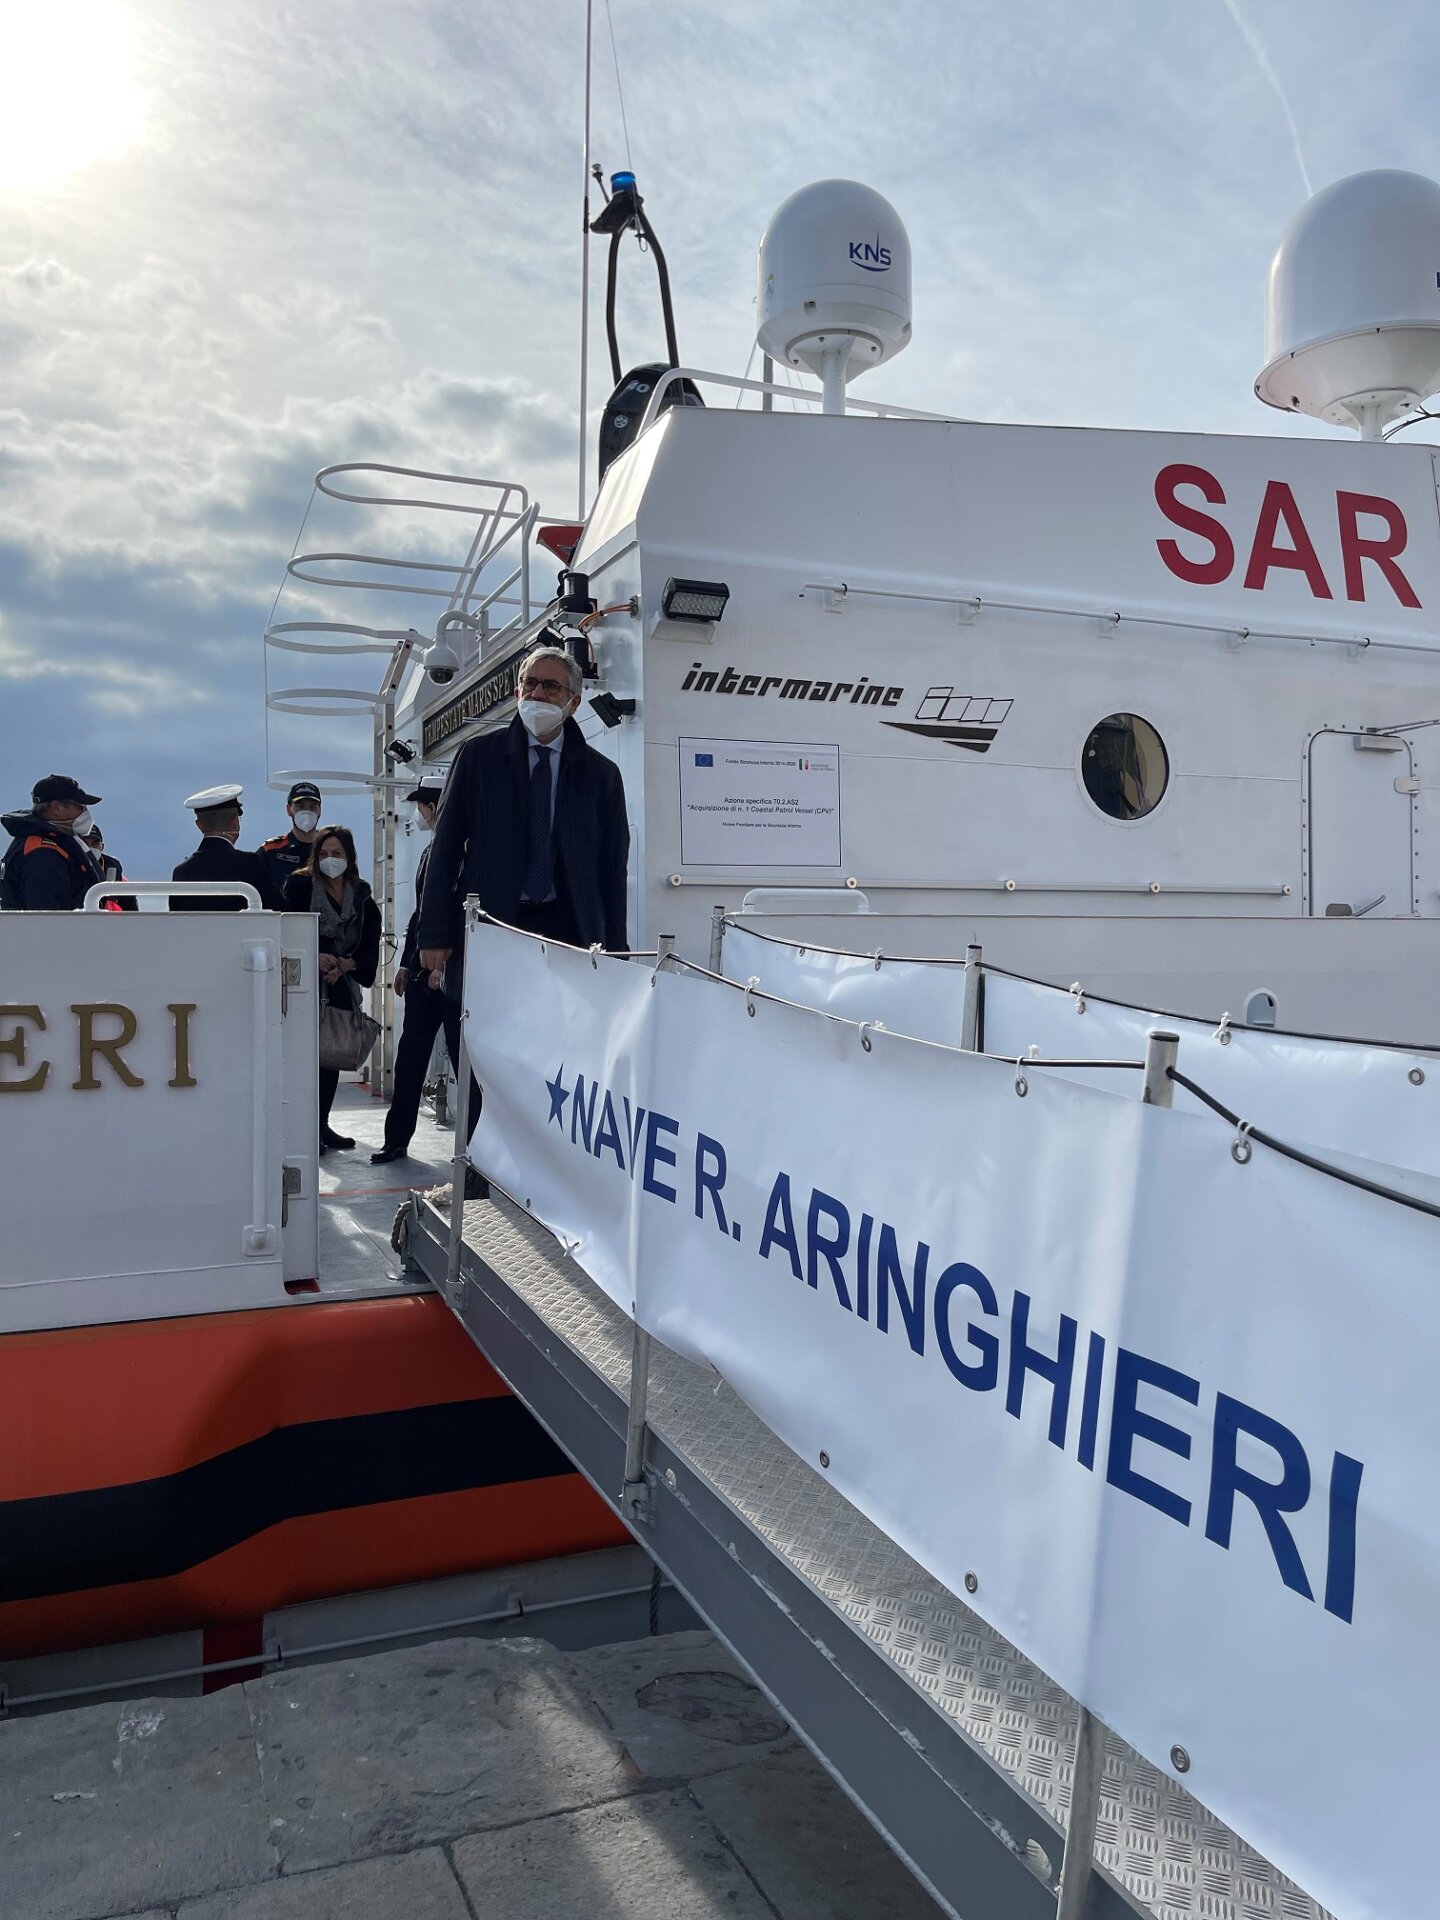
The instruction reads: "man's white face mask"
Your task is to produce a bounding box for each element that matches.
[519,698,569,740]
[292,808,320,834]
[70,809,95,838]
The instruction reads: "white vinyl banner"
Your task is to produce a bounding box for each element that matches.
[466,919,1440,1920]
[722,920,971,1045]
[723,919,1440,1185]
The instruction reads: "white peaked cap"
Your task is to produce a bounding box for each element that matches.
[185,782,244,812]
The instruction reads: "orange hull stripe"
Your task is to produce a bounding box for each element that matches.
[0,1295,506,1500]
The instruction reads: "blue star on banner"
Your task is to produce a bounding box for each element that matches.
[546,1065,570,1128]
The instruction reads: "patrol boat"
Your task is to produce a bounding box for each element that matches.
[258,164,1440,1920]
[6,154,1440,1920]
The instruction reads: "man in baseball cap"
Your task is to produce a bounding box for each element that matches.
[257,779,324,895]
[1,774,103,912]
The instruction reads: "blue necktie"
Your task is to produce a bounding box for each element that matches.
[523,745,554,902]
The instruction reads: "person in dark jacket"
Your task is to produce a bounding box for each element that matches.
[0,774,103,911]
[84,822,138,912]
[416,644,630,981]
[257,779,324,897]
[372,782,477,1164]
[285,824,381,1154]
[172,786,284,911]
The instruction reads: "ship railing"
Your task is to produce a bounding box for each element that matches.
[264,463,543,1097]
[633,364,971,437]
[263,464,540,798]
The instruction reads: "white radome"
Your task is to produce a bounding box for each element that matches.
[757,180,912,409]
[1256,168,1440,436]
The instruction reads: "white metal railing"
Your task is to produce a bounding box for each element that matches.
[634,365,970,436]
[793,576,1437,661]
[263,463,540,798]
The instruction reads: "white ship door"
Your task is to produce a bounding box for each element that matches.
[1306,729,1416,917]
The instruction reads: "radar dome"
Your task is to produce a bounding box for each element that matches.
[757,181,912,411]
[1256,169,1440,436]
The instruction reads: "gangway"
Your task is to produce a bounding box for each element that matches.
[399,1184,1332,1920]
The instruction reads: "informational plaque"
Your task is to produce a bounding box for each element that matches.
[678,738,841,867]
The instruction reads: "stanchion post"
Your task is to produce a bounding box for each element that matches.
[1056,1706,1104,1920]
[1142,1028,1179,1108]
[622,1326,653,1527]
[445,896,480,1306]
[445,1016,471,1307]
[960,941,983,1052]
[708,905,725,972]
[623,933,678,1525]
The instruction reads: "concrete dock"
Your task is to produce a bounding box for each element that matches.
[0,1628,943,1920]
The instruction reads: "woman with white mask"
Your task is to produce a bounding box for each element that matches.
[285,826,382,1153]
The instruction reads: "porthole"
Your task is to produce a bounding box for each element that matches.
[1082,713,1169,821]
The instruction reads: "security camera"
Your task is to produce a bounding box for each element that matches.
[426,638,461,685]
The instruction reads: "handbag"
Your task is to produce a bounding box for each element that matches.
[317,977,382,1072]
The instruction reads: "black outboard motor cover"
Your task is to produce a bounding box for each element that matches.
[598,364,703,482]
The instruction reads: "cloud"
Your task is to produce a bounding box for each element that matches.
[3,0,1440,885]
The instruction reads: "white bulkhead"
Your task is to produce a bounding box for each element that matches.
[572,404,1440,1035]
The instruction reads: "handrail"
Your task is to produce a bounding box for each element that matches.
[84,881,266,910]
[264,620,414,657]
[314,462,531,518]
[635,366,969,437]
[797,578,1434,661]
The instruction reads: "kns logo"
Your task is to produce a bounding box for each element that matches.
[849,237,891,272]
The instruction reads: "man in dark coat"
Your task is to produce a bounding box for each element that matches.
[416,643,630,977]
[371,782,462,1163]
[0,774,103,911]
[172,785,284,911]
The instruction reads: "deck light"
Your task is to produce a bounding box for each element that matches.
[661,578,730,623]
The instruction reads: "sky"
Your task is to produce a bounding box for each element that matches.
[2,0,1440,880]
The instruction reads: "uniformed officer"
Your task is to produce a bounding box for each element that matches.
[1,774,103,911]
[172,785,283,911]
[257,780,323,896]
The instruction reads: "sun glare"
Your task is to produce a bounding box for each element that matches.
[0,0,146,194]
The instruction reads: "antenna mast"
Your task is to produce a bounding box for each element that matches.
[577,0,594,519]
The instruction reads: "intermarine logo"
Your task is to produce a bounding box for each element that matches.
[680,663,904,708]
[882,689,1013,753]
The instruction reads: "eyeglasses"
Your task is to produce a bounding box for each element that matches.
[520,675,570,698]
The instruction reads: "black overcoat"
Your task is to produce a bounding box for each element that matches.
[416,715,629,954]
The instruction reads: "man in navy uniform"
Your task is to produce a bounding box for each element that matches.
[257,779,323,896]
[416,643,629,972]
[1,774,103,911]
[173,785,283,910]
[371,781,462,1163]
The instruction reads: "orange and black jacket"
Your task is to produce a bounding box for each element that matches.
[0,811,100,911]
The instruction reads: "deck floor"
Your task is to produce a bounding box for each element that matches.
[313,1080,452,1295]
[0,1628,941,1920]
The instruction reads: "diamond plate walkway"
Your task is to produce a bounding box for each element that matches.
[0,1629,941,1920]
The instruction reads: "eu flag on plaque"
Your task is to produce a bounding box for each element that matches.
[695,753,714,767]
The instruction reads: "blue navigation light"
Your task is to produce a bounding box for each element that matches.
[611,171,637,193]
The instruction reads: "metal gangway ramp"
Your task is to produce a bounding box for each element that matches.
[402,1185,1332,1920]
